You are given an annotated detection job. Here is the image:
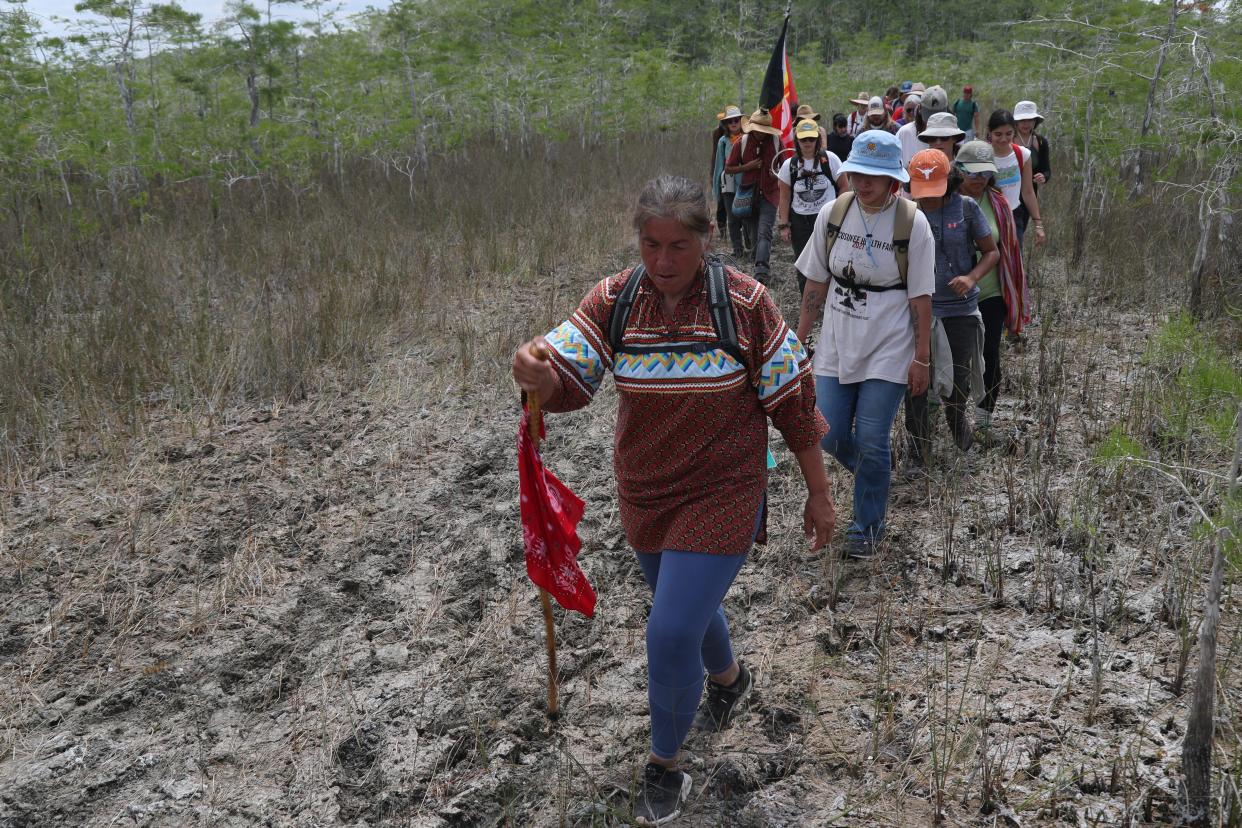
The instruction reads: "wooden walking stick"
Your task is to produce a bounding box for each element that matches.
[526,345,559,721]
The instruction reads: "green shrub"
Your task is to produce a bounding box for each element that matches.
[1146,314,1242,450]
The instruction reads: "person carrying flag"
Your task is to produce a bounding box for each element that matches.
[512,175,833,826]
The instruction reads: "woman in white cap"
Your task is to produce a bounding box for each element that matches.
[778,118,848,295]
[712,106,747,258]
[918,111,966,160]
[793,130,935,558]
[902,148,998,466]
[953,140,1031,435]
[1013,100,1051,240]
[986,109,1045,247]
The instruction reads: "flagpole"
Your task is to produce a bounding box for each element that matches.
[527,345,560,721]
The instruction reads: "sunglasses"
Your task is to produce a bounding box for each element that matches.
[798,137,817,143]
[955,166,990,179]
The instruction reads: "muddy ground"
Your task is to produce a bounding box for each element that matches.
[0,242,1230,826]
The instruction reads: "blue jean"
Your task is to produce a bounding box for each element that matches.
[815,375,907,542]
[750,197,777,282]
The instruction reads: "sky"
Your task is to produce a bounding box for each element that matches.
[25,0,390,38]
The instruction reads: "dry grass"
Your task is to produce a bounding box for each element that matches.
[0,131,698,473]
[0,129,1240,825]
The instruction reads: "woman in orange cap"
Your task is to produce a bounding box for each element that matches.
[902,149,998,469]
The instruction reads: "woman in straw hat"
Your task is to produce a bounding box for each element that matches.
[901,148,998,469]
[712,106,747,258]
[795,103,830,146]
[725,109,784,284]
[793,130,935,559]
[778,118,847,295]
[953,140,1031,436]
[513,175,833,825]
[847,92,870,136]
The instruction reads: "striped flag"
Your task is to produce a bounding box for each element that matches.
[759,12,797,148]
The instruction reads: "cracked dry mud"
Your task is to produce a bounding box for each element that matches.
[0,249,1219,826]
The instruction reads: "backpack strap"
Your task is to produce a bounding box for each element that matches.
[705,259,743,364]
[892,196,917,286]
[608,265,644,356]
[608,261,744,365]
[785,157,797,214]
[820,153,839,199]
[822,191,855,272]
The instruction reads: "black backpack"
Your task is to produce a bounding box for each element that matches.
[607,259,744,364]
[788,152,839,214]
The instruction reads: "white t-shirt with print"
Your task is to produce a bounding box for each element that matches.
[778,153,843,216]
[896,121,923,169]
[795,197,936,384]
[993,144,1030,213]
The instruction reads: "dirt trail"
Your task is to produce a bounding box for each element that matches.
[0,246,1210,826]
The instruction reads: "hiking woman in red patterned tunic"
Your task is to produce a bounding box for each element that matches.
[512,175,834,826]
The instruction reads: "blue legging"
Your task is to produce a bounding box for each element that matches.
[633,503,760,760]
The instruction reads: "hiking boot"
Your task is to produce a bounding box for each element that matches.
[843,536,877,560]
[634,762,692,826]
[954,427,974,452]
[694,662,752,731]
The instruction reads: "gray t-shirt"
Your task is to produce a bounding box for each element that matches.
[923,192,990,317]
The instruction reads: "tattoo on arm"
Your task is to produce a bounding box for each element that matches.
[802,284,827,315]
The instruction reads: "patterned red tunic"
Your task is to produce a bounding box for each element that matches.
[543,265,827,555]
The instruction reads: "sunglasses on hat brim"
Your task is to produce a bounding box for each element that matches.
[955,165,993,179]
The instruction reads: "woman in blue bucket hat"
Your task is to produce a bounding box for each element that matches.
[794,130,935,559]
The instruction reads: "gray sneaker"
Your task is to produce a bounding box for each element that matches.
[635,762,692,826]
[694,662,752,731]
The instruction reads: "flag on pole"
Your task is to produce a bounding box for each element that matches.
[518,407,596,617]
[759,12,797,148]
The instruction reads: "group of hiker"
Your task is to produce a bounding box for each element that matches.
[511,80,1051,826]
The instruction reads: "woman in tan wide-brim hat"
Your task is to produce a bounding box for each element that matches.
[847,92,870,136]
[725,109,782,283]
[796,103,830,146]
[742,109,781,136]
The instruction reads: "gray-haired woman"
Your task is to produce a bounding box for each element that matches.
[512,175,834,825]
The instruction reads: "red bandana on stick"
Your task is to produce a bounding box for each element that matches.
[518,407,595,617]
